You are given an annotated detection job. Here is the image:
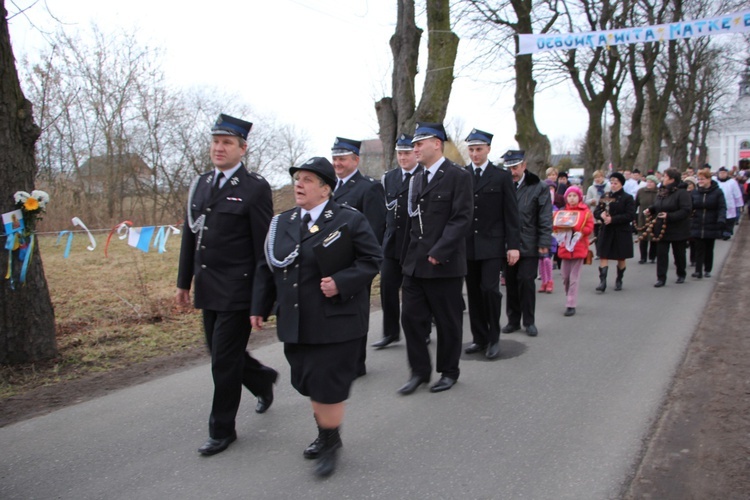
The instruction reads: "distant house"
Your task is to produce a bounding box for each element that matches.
[359,138,387,180]
[707,65,750,171]
[76,153,151,195]
[549,153,583,170]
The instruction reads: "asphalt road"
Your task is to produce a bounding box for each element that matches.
[0,238,734,500]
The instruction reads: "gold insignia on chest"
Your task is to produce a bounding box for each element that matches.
[309,225,320,234]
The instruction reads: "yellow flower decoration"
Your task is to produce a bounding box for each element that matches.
[24,197,40,211]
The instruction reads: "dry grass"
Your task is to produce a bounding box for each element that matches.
[0,232,204,399]
[0,229,380,401]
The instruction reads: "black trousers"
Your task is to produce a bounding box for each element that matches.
[203,309,276,439]
[401,276,463,380]
[656,240,687,281]
[505,256,538,327]
[694,238,716,274]
[380,257,404,340]
[639,238,657,262]
[466,258,503,345]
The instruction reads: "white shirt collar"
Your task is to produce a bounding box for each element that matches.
[337,169,358,187]
[300,199,329,228]
[471,160,489,173]
[215,163,242,185]
[424,157,445,182]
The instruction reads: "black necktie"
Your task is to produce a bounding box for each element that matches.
[403,172,412,185]
[335,179,344,192]
[300,212,312,235]
[423,171,430,189]
[212,172,224,196]
[474,167,482,185]
[514,181,519,189]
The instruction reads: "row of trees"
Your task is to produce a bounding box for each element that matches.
[379,1,747,180]
[22,26,310,230]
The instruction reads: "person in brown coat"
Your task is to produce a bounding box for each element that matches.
[635,175,659,264]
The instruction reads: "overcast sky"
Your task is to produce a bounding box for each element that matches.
[8,0,588,162]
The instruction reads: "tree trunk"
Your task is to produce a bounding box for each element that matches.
[376,0,457,169]
[584,107,606,175]
[513,51,551,177]
[414,0,459,123]
[0,1,58,364]
[609,93,622,169]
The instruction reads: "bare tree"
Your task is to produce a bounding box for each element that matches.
[559,0,629,176]
[0,0,57,364]
[22,25,310,227]
[375,0,459,169]
[457,0,562,175]
[619,0,678,170]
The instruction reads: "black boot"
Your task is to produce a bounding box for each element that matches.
[615,267,625,291]
[303,416,323,459]
[595,267,608,292]
[314,427,342,477]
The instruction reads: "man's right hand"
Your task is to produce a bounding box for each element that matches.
[175,288,191,307]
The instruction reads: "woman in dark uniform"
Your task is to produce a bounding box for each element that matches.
[251,157,382,477]
[593,172,636,292]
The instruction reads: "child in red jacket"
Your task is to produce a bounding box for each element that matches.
[553,186,595,316]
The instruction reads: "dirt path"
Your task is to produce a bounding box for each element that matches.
[624,217,750,499]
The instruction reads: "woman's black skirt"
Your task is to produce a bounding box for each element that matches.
[283,337,363,404]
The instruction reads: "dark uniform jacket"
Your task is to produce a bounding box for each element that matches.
[382,166,423,260]
[648,183,692,241]
[515,171,553,257]
[465,162,520,260]
[177,166,272,311]
[594,188,636,259]
[690,181,726,240]
[334,170,387,245]
[401,159,473,278]
[251,200,382,345]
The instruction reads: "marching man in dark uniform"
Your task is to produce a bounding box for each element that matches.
[176,114,278,456]
[397,123,473,395]
[462,129,520,359]
[251,157,382,477]
[502,150,553,337]
[330,137,387,375]
[372,134,423,348]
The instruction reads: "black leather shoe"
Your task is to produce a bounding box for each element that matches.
[654,280,665,288]
[314,428,342,477]
[464,342,486,354]
[501,324,521,334]
[638,259,646,264]
[198,432,237,456]
[691,272,702,279]
[526,325,538,337]
[371,336,398,348]
[397,375,429,395]
[429,376,457,393]
[564,307,576,317]
[303,430,323,459]
[255,369,278,414]
[485,342,500,359]
[675,276,685,284]
[704,272,711,278]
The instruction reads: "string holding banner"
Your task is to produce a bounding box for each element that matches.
[72,217,97,251]
[518,9,750,55]
[105,221,133,258]
[152,225,181,253]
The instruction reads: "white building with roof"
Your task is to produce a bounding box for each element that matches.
[707,65,750,171]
